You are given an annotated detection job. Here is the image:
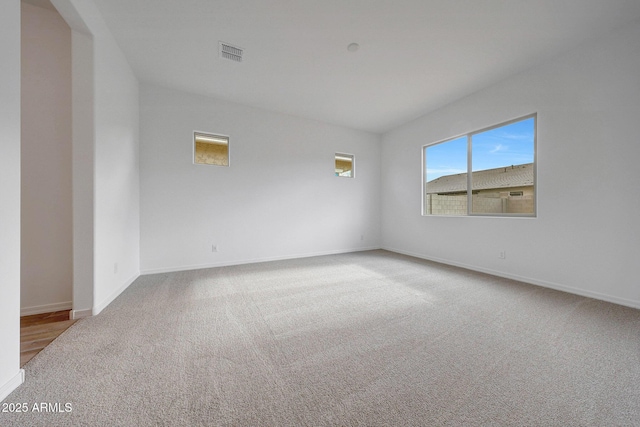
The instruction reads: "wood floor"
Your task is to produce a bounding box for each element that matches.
[20,311,76,367]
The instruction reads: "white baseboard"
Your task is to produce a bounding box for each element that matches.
[141,246,382,275]
[382,247,640,310]
[70,308,92,320]
[92,272,139,316]
[0,369,24,403]
[20,301,72,317]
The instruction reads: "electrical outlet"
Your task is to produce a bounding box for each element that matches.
[360,234,364,241]
[114,262,118,274]
[498,251,506,259]
[212,245,218,253]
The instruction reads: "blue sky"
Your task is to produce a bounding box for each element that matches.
[425,117,535,182]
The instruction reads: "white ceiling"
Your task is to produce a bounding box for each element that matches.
[91,0,640,134]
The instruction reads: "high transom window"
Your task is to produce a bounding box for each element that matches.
[335,153,354,178]
[194,132,229,166]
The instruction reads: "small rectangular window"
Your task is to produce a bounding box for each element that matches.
[194,132,229,166]
[335,153,354,178]
[423,114,536,217]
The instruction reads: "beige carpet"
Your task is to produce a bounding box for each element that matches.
[2,250,639,426]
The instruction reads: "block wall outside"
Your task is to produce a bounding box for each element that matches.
[505,196,534,214]
[472,196,504,213]
[195,141,228,166]
[425,194,534,215]
[425,194,467,215]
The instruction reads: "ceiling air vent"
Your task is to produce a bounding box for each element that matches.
[219,42,243,62]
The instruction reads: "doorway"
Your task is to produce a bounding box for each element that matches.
[20,0,74,361]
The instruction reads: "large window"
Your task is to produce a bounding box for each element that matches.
[423,114,536,216]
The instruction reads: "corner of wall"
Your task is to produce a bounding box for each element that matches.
[0,370,25,403]
[92,272,140,316]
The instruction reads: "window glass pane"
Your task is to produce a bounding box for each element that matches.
[424,136,468,215]
[194,132,229,166]
[335,153,354,178]
[471,117,535,214]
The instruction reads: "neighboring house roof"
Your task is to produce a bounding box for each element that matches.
[426,163,533,194]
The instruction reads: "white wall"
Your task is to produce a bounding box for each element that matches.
[70,28,94,317]
[382,19,640,308]
[21,2,73,316]
[140,84,381,273]
[0,0,24,402]
[52,0,140,316]
[90,9,140,314]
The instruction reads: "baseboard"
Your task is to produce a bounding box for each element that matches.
[20,301,72,317]
[382,246,640,310]
[0,369,24,403]
[70,309,92,320]
[141,246,382,275]
[92,272,140,316]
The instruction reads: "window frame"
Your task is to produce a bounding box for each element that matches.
[193,131,230,167]
[422,113,537,218]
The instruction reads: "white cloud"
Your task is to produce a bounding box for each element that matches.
[490,144,508,153]
[500,131,532,141]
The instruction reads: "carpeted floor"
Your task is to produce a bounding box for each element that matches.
[2,250,639,426]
